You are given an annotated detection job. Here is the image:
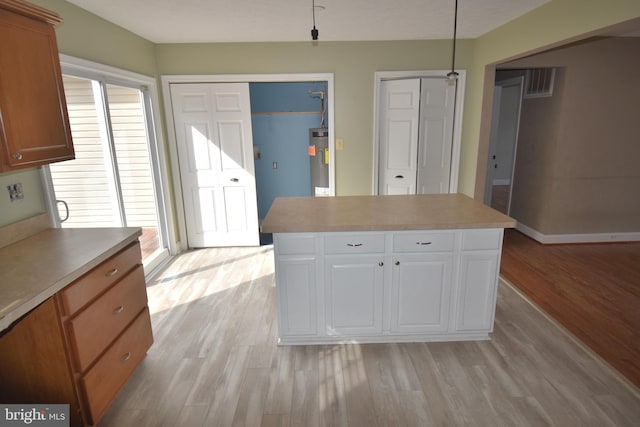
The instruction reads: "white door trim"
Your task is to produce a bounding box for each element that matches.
[162,73,335,251]
[372,70,466,195]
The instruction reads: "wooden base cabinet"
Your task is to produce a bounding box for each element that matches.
[0,241,152,426]
[274,229,504,345]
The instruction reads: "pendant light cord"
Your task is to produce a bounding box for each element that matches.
[447,0,459,79]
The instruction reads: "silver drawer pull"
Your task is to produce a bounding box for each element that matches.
[122,352,132,362]
[416,241,432,246]
[106,268,119,277]
[346,243,363,247]
[113,305,125,315]
[12,152,23,160]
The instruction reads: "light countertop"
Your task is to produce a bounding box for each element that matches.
[260,194,516,233]
[0,227,141,332]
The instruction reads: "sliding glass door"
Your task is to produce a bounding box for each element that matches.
[44,71,169,270]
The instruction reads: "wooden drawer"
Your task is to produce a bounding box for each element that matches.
[60,242,142,316]
[462,229,503,251]
[324,233,385,254]
[392,231,455,252]
[81,308,153,425]
[68,265,147,373]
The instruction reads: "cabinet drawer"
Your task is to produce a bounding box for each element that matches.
[324,233,385,254]
[462,229,503,251]
[81,308,153,425]
[60,242,142,315]
[392,231,455,252]
[276,234,316,255]
[68,265,147,372]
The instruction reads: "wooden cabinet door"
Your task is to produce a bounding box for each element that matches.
[276,255,317,337]
[391,253,452,333]
[0,6,73,171]
[325,255,384,336]
[455,251,499,331]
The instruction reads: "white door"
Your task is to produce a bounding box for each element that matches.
[170,83,259,247]
[416,78,456,194]
[378,79,421,195]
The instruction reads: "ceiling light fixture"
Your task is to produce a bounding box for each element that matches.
[311,0,319,40]
[447,0,459,81]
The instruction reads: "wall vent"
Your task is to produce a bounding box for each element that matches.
[524,68,556,98]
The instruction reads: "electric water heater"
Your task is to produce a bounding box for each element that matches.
[309,128,329,196]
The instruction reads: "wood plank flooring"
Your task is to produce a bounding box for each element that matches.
[99,245,640,426]
[500,229,640,389]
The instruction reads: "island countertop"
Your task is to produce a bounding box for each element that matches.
[261,193,516,233]
[0,227,142,333]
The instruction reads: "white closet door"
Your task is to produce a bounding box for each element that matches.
[170,82,259,247]
[416,78,456,194]
[378,79,421,195]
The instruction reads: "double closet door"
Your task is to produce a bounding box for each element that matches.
[378,78,456,195]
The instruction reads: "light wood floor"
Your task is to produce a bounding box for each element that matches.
[99,246,640,426]
[500,229,640,389]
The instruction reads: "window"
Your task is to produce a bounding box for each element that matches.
[42,56,172,273]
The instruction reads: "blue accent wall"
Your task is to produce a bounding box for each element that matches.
[250,82,328,220]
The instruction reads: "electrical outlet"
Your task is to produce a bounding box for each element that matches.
[336,138,344,150]
[7,183,24,202]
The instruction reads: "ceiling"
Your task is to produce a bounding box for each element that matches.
[65,0,550,44]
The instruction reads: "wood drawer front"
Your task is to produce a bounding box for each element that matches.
[60,242,142,316]
[81,308,153,425]
[324,234,385,254]
[392,232,455,253]
[69,265,147,373]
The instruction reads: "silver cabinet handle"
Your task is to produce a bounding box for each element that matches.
[416,241,432,246]
[113,305,125,315]
[12,153,23,160]
[106,268,119,277]
[346,243,363,247]
[122,352,132,362]
[230,178,239,182]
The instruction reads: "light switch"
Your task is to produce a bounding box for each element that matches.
[336,138,344,150]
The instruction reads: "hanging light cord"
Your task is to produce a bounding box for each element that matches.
[311,0,319,40]
[447,0,459,80]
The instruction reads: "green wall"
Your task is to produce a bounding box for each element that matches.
[155,40,474,195]
[2,0,640,227]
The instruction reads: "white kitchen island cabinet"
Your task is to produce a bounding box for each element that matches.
[262,194,516,345]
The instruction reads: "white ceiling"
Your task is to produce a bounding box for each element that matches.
[65,0,550,44]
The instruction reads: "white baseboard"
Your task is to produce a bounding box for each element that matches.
[516,223,640,244]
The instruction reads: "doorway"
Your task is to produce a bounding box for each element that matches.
[42,58,173,274]
[162,74,335,251]
[484,75,524,214]
[373,70,466,195]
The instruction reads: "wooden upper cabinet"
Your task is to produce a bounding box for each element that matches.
[0,0,73,172]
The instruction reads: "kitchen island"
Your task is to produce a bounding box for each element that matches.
[261,194,516,345]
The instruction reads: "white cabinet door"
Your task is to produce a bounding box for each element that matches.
[391,253,452,333]
[276,255,317,336]
[325,255,384,336]
[455,251,499,331]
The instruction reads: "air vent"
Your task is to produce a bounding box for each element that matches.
[524,68,556,98]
